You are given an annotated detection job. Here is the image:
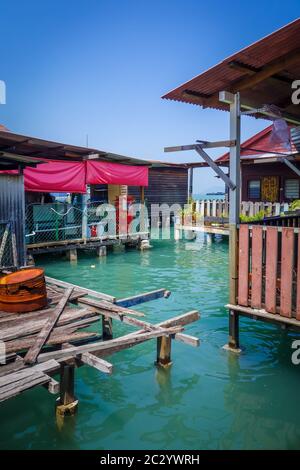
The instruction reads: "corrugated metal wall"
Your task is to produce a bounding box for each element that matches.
[128,167,188,211]
[0,174,26,267]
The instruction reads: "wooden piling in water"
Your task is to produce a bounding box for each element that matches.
[156,335,172,368]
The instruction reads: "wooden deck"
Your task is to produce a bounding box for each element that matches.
[0,275,199,411]
[175,224,229,237]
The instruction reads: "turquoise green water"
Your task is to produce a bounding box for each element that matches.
[1,236,300,450]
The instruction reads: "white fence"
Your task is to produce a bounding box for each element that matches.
[194,200,289,218]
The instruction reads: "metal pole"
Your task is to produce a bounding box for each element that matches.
[188,167,194,202]
[228,93,241,350]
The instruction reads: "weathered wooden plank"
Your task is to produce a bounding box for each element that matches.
[280,228,294,318]
[78,296,145,317]
[43,376,60,394]
[80,352,113,374]
[296,233,300,320]
[45,276,116,303]
[24,287,74,364]
[79,298,200,347]
[37,327,183,363]
[251,226,263,308]
[0,307,96,342]
[116,289,171,308]
[238,225,249,306]
[226,303,300,329]
[0,359,60,387]
[265,227,278,313]
[0,355,24,377]
[0,372,50,402]
[5,330,98,354]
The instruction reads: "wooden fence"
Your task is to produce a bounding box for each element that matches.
[195,200,289,218]
[238,224,300,319]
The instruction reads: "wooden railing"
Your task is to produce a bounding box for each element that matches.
[238,224,299,318]
[194,200,289,218]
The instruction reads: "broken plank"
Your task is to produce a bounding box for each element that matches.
[24,287,74,365]
[45,276,116,303]
[0,372,50,402]
[80,352,113,375]
[0,307,96,342]
[78,296,145,317]
[37,327,183,363]
[116,289,171,308]
[5,330,98,355]
[43,376,59,394]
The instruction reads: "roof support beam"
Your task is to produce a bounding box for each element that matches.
[281,157,300,177]
[163,142,235,189]
[219,91,300,125]
[228,61,293,85]
[164,140,235,153]
[229,48,300,92]
[194,145,236,190]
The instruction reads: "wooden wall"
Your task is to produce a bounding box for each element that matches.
[241,161,300,203]
[128,167,188,210]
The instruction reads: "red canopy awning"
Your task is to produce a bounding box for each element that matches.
[1,160,148,192]
[24,161,86,193]
[86,161,148,186]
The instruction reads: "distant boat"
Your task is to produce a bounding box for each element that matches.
[206,191,225,196]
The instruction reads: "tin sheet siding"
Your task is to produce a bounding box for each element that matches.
[0,174,26,266]
[129,167,188,209]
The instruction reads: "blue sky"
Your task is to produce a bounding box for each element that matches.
[0,1,299,192]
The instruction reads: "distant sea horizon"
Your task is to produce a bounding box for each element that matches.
[193,192,225,201]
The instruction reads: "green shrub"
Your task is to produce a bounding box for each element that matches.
[289,200,300,211]
[240,210,266,223]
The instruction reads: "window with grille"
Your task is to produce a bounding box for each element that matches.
[248,180,260,199]
[284,179,299,199]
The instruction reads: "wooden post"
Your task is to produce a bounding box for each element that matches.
[156,335,172,367]
[56,363,78,417]
[66,248,77,262]
[97,246,107,257]
[102,316,113,340]
[228,309,239,350]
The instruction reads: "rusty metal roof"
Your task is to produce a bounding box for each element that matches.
[216,125,299,163]
[162,18,300,121]
[0,128,150,166]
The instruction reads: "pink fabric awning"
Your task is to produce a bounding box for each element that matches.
[86,161,148,187]
[24,161,86,193]
[1,160,148,192]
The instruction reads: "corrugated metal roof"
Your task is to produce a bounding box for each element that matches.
[0,128,150,166]
[162,18,300,120]
[216,125,298,163]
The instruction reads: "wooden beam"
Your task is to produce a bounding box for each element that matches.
[281,157,300,177]
[228,61,293,85]
[219,91,300,126]
[37,327,183,363]
[229,48,300,92]
[45,276,116,303]
[227,303,300,329]
[164,140,235,153]
[78,296,200,347]
[77,296,145,317]
[24,288,74,365]
[80,352,113,375]
[116,289,171,308]
[195,145,236,190]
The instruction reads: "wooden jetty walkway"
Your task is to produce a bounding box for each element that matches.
[0,275,199,415]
